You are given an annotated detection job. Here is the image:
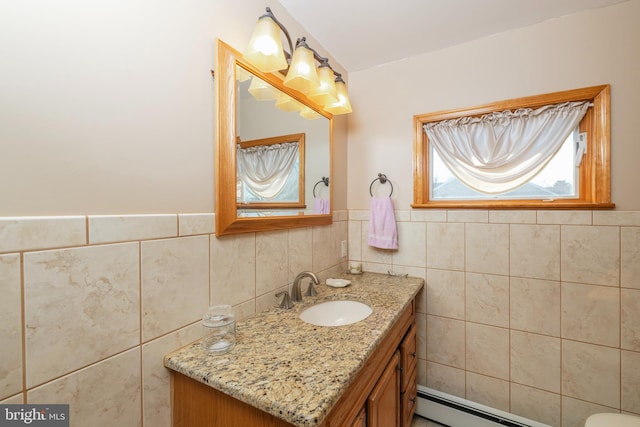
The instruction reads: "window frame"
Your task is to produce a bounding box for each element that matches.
[413,84,613,209]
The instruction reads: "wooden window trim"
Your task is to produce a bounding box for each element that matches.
[412,84,614,210]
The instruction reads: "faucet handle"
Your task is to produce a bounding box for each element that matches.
[275,291,294,309]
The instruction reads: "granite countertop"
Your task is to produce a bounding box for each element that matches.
[164,272,424,427]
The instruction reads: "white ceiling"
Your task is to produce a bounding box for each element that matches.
[276,0,627,72]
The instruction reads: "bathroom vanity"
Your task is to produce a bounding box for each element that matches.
[164,272,423,427]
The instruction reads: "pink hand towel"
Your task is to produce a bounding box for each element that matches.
[368,197,398,249]
[313,197,329,214]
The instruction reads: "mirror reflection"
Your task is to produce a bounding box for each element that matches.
[235,65,331,217]
[236,132,305,208]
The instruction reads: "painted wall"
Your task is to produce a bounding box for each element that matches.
[0,0,348,216]
[346,1,640,426]
[347,0,640,211]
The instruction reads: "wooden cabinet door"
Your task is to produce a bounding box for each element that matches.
[367,351,400,427]
[349,407,367,427]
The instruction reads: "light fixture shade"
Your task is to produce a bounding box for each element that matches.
[299,106,321,120]
[275,93,303,112]
[243,16,288,73]
[325,80,352,114]
[235,66,252,82]
[308,65,338,106]
[283,45,319,94]
[247,76,279,101]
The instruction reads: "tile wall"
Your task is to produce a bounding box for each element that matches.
[349,209,640,427]
[0,212,348,426]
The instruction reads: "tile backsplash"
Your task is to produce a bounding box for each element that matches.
[0,212,347,427]
[349,209,640,427]
[2,209,639,427]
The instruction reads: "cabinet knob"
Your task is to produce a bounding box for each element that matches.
[410,352,416,358]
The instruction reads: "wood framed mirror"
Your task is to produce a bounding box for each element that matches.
[215,39,333,236]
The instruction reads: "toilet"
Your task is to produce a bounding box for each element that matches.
[585,413,640,427]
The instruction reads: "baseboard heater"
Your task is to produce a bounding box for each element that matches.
[415,386,551,427]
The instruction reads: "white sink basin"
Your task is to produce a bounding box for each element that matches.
[299,300,372,327]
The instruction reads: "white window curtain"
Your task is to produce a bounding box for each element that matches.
[423,101,590,194]
[237,141,299,199]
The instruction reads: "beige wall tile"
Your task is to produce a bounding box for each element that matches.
[489,210,536,224]
[426,315,465,369]
[561,396,618,427]
[465,372,509,412]
[415,279,427,314]
[288,227,313,280]
[622,289,640,351]
[0,216,85,253]
[395,210,411,222]
[393,221,426,268]
[561,225,620,286]
[0,254,22,399]
[142,236,209,342]
[331,220,348,266]
[510,277,560,336]
[178,213,214,236]
[622,350,640,414]
[27,349,141,427]
[255,230,289,296]
[621,227,640,289]
[510,224,560,280]
[426,223,464,270]
[594,211,640,226]
[448,210,488,223]
[510,383,560,427]
[510,330,561,392]
[89,214,177,244]
[465,223,509,275]
[562,340,620,408]
[426,269,465,320]
[426,361,465,399]
[348,210,369,221]
[465,273,509,328]
[24,243,140,387]
[411,209,446,222]
[347,221,362,261]
[210,233,256,307]
[233,299,256,322]
[142,323,204,427]
[561,282,620,347]
[1,394,23,404]
[537,210,592,225]
[466,322,509,380]
[313,225,334,272]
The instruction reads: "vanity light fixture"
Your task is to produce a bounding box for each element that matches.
[243,7,352,115]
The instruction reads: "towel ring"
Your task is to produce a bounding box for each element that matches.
[313,177,329,197]
[369,173,393,197]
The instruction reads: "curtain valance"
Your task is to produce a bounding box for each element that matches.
[237,142,299,199]
[423,101,590,194]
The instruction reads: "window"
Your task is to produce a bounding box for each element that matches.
[413,85,613,209]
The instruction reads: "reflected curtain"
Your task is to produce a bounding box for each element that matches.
[423,101,590,194]
[237,141,299,199]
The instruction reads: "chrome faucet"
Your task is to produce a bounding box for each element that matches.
[290,271,319,302]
